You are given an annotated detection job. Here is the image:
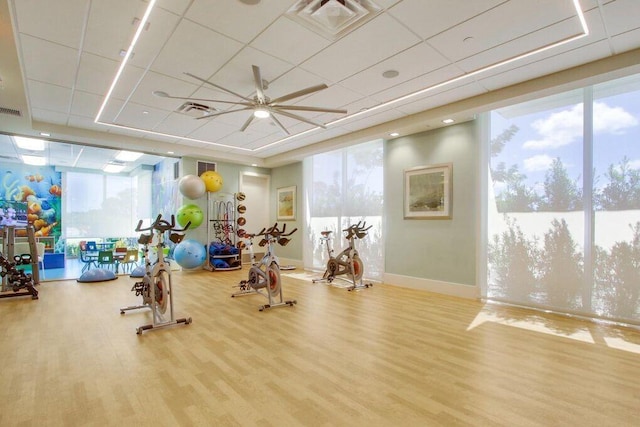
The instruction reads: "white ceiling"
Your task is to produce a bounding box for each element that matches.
[1,0,640,168]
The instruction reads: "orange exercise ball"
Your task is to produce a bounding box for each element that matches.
[200,170,224,192]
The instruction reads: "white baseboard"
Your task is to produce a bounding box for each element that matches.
[383,273,479,299]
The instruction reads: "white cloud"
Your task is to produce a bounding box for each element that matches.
[522,102,638,150]
[523,154,554,172]
[593,102,638,134]
[628,159,640,170]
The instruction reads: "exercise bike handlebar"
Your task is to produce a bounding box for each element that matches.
[342,221,372,234]
[135,214,191,233]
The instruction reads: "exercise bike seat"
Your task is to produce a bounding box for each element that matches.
[320,231,332,237]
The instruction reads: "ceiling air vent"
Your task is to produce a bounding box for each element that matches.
[0,107,22,117]
[177,101,215,118]
[286,0,381,40]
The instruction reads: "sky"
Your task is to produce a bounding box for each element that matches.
[491,80,640,195]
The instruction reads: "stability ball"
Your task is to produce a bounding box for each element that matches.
[173,239,206,269]
[179,175,206,200]
[200,170,223,192]
[176,204,204,228]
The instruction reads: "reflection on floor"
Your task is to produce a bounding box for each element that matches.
[41,257,137,281]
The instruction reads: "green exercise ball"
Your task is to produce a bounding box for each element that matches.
[176,204,204,229]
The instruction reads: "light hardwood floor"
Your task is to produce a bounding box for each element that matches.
[1,269,639,426]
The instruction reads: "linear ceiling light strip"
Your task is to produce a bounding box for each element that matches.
[96,0,589,154]
[94,0,157,123]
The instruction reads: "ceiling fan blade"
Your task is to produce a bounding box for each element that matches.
[152,91,253,106]
[270,84,328,104]
[239,114,255,132]
[272,109,326,129]
[195,107,253,120]
[184,72,253,102]
[269,113,290,136]
[273,105,347,114]
[252,65,266,104]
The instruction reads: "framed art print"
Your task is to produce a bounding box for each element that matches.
[404,163,452,219]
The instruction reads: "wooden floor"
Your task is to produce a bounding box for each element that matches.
[1,269,639,426]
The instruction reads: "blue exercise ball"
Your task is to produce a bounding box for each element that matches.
[173,239,206,269]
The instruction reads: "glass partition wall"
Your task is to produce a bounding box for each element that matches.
[486,73,640,324]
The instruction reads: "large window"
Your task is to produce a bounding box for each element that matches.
[304,140,384,280]
[486,74,640,324]
[64,170,152,239]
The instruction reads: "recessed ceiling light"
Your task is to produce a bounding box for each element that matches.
[142,110,149,115]
[22,155,46,166]
[389,132,399,137]
[167,151,174,154]
[14,136,46,151]
[115,150,143,161]
[442,118,455,124]
[251,163,258,167]
[39,132,50,137]
[382,70,399,79]
[103,163,125,173]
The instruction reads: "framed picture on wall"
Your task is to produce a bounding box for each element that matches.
[277,186,296,221]
[404,163,452,219]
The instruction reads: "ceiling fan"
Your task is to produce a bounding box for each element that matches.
[153,65,347,135]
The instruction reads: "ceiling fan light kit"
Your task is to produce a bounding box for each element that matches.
[156,65,347,136]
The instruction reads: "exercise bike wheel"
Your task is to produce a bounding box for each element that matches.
[155,270,169,314]
[350,255,364,282]
[267,262,281,298]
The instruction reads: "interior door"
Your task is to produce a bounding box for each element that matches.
[239,173,270,257]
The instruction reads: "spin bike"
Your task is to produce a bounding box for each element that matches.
[232,223,297,311]
[312,221,373,291]
[120,214,192,334]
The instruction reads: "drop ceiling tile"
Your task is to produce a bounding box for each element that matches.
[394,82,488,115]
[428,0,581,63]
[456,18,586,74]
[299,13,421,83]
[14,0,87,49]
[156,0,192,16]
[130,72,201,111]
[263,67,332,103]
[83,0,146,60]
[30,108,69,126]
[19,36,78,88]
[186,119,241,142]
[106,66,145,102]
[185,0,292,43]
[114,102,167,130]
[364,64,465,105]
[600,0,640,36]
[340,42,451,96]
[70,91,102,118]
[75,53,119,96]
[208,47,294,98]
[151,19,244,82]
[478,39,613,91]
[388,0,504,40]
[251,16,332,65]
[67,114,112,133]
[94,98,126,124]
[610,28,640,54]
[153,112,207,137]
[339,108,405,132]
[128,7,182,69]
[27,80,72,113]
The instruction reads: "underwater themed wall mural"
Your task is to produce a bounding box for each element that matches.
[1,165,62,246]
